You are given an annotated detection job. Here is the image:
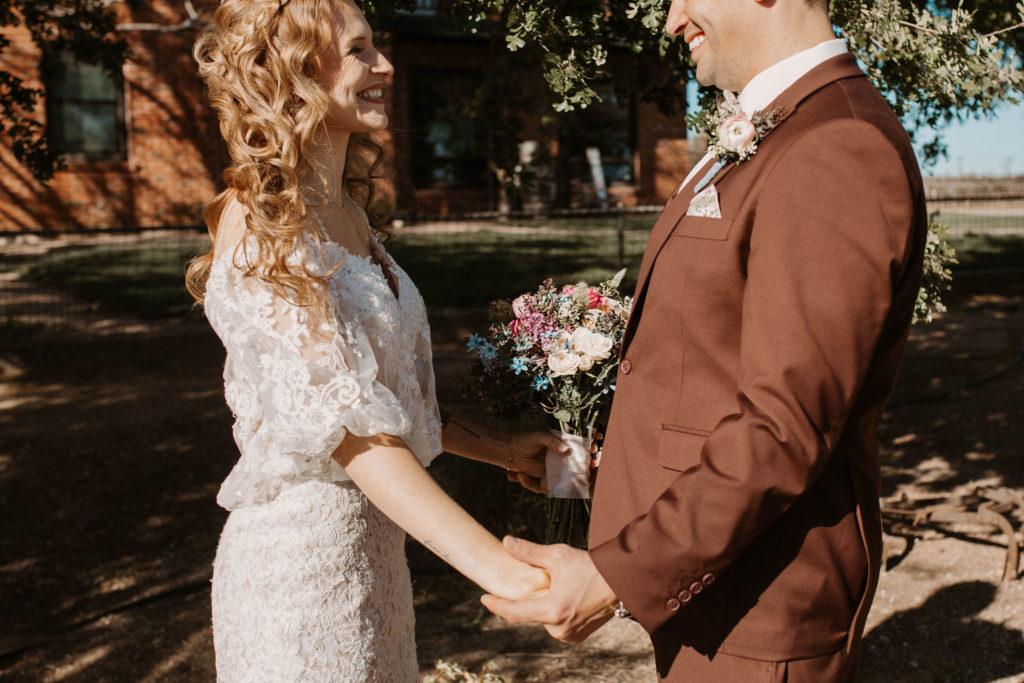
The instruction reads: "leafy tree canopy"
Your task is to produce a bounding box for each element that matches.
[447,0,1024,164]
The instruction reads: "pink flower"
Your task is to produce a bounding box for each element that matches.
[511,295,530,319]
[587,288,605,309]
[508,319,523,336]
[717,114,757,154]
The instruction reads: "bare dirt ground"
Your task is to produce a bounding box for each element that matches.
[0,272,1022,682]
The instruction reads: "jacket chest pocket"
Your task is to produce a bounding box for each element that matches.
[658,424,709,472]
[671,216,734,241]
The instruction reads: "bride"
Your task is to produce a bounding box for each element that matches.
[187,0,563,679]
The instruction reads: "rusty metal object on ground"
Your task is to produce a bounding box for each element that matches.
[881,486,1023,582]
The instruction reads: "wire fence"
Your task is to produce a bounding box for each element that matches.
[1,197,1022,347]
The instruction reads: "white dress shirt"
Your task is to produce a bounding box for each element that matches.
[677,39,849,193]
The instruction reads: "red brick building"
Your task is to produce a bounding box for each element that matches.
[0,1,692,232]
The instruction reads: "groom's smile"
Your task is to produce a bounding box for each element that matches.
[665,0,778,92]
[687,31,706,55]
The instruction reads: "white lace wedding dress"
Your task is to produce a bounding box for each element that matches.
[204,200,442,681]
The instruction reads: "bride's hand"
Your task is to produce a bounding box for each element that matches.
[489,554,551,601]
[505,431,569,494]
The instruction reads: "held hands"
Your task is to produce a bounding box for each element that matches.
[489,551,552,602]
[481,536,618,643]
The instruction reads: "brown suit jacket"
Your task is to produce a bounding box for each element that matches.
[589,53,927,676]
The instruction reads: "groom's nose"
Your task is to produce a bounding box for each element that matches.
[665,0,689,36]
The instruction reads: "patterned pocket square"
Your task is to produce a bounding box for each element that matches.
[686,184,722,218]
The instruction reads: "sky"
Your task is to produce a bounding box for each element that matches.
[920,102,1024,178]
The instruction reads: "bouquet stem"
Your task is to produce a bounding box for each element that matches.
[545,420,593,548]
[545,497,591,549]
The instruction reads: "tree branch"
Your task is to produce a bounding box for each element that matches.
[982,21,1024,38]
[116,0,211,32]
[859,8,942,36]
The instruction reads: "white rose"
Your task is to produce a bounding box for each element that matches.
[577,354,595,371]
[571,327,613,360]
[717,114,757,154]
[546,349,580,377]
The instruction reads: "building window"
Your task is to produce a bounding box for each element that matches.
[408,69,487,189]
[44,52,126,161]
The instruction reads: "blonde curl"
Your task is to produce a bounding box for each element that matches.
[186,0,395,309]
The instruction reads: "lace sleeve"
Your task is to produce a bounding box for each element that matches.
[217,243,413,473]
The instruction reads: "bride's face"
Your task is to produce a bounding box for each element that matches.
[316,0,393,132]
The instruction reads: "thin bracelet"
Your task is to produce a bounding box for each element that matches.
[505,451,515,475]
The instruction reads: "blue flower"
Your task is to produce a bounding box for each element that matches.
[466,334,486,352]
[509,357,529,375]
[532,375,551,390]
[479,342,498,360]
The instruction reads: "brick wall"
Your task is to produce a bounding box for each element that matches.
[0,0,224,232]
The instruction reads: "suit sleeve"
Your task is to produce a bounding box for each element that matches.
[589,119,918,634]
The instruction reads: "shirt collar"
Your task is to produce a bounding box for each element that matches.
[738,39,848,115]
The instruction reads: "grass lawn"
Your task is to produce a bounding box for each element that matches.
[932,211,1024,234]
[388,228,648,309]
[17,238,211,319]
[945,232,1024,271]
[11,217,1023,322]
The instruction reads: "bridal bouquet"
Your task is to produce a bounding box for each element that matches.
[462,270,631,547]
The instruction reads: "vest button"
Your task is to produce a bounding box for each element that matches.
[620,359,632,374]
[666,598,681,611]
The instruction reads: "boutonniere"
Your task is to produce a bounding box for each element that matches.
[691,90,788,193]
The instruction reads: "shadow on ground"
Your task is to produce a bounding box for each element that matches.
[863,581,1024,682]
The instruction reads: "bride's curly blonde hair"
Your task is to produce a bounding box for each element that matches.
[186,0,394,308]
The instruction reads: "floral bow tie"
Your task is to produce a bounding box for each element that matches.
[694,90,787,194]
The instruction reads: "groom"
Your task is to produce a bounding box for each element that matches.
[482,0,927,679]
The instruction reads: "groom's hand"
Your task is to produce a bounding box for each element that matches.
[480,536,618,643]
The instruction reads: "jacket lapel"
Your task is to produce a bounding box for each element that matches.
[621,53,866,355]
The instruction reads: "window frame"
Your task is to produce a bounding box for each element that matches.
[43,51,128,165]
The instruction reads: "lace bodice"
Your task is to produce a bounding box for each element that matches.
[204,203,442,510]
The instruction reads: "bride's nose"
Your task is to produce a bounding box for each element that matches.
[371,51,394,78]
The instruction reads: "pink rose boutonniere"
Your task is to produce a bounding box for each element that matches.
[706,90,787,164]
[691,90,788,193]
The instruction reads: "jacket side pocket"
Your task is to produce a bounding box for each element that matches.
[670,216,734,241]
[657,424,710,472]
